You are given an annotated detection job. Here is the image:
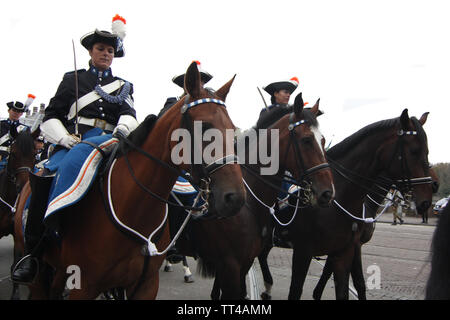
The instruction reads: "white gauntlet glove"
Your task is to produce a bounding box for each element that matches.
[113,115,139,138]
[59,135,80,149]
[40,118,80,149]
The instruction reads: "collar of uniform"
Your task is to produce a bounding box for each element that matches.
[6,119,19,125]
[89,66,112,79]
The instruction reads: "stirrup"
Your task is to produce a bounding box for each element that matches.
[11,254,40,284]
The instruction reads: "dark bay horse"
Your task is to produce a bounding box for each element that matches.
[13,62,246,299]
[312,166,440,300]
[0,129,38,300]
[175,93,335,299]
[426,200,450,299]
[0,129,36,237]
[258,109,433,300]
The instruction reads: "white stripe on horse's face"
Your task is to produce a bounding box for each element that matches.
[311,125,325,156]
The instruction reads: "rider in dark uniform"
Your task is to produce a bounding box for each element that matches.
[159,61,213,263]
[12,15,138,283]
[0,98,33,167]
[260,77,299,116]
[260,77,302,248]
[159,60,213,116]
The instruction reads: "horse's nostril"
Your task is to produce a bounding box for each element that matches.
[318,190,333,207]
[224,191,245,209]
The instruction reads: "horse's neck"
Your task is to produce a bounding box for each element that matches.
[330,137,387,214]
[240,132,284,208]
[116,119,180,210]
[0,170,14,201]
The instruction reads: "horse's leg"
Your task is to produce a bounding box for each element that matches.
[216,261,241,299]
[258,244,273,300]
[312,256,333,300]
[163,259,173,272]
[350,244,366,300]
[288,248,312,300]
[240,264,250,300]
[332,246,355,300]
[210,275,221,300]
[182,256,194,283]
[126,259,164,300]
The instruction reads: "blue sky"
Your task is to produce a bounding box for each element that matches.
[2,0,449,164]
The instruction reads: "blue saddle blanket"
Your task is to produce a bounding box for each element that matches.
[43,134,118,222]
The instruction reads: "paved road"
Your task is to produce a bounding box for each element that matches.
[0,213,436,300]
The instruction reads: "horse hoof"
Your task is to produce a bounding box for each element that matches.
[184,275,194,283]
[261,292,272,300]
[164,265,173,272]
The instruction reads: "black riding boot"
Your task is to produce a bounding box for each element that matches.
[11,173,53,283]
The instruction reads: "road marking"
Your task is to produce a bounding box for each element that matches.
[247,264,261,300]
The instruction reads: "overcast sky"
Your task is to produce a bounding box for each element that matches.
[2,0,449,164]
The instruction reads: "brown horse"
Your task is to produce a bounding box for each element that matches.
[175,93,335,299]
[258,109,433,300]
[13,62,246,299]
[0,129,36,238]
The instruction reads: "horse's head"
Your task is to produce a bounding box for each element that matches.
[378,109,432,212]
[271,93,335,207]
[167,62,245,218]
[7,128,35,193]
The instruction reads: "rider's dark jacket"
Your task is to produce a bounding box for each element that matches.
[43,65,136,135]
[0,119,29,158]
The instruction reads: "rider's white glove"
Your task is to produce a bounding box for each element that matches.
[40,118,80,149]
[113,123,130,138]
[113,115,138,138]
[59,135,80,149]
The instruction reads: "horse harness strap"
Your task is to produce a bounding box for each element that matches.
[386,128,432,189]
[287,114,330,181]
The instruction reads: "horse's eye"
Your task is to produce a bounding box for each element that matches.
[301,136,314,145]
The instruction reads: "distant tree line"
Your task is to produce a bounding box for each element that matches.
[432,162,450,198]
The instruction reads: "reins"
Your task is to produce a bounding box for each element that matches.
[98,96,238,254]
[241,111,330,227]
[329,124,432,224]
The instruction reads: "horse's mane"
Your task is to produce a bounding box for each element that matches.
[426,203,450,299]
[327,117,399,159]
[121,114,158,152]
[14,130,35,158]
[327,115,428,160]
[255,106,293,129]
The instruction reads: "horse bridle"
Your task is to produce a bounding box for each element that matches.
[282,113,330,202]
[241,111,331,208]
[0,153,32,213]
[380,126,432,194]
[329,123,433,206]
[179,95,240,213]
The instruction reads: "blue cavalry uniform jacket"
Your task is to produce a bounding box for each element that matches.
[43,65,136,135]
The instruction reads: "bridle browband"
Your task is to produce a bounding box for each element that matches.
[382,127,432,191]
